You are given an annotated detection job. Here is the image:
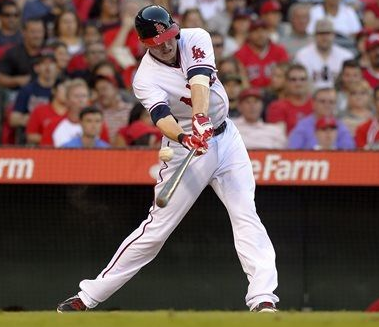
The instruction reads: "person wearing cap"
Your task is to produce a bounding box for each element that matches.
[280,3,313,59]
[363,0,379,31]
[362,32,379,88]
[259,0,286,44]
[313,115,338,150]
[26,77,69,145]
[93,74,133,144]
[295,18,353,89]
[9,48,59,144]
[232,87,286,149]
[355,85,379,150]
[288,87,354,149]
[234,18,289,88]
[306,0,361,38]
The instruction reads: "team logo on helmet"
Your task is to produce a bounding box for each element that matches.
[154,23,166,34]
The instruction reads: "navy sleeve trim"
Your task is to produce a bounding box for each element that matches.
[187,67,213,81]
[150,104,172,125]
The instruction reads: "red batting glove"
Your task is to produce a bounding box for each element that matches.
[192,113,214,141]
[178,133,208,156]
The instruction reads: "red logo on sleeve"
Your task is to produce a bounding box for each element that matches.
[192,46,206,61]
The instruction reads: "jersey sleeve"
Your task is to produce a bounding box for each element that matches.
[181,28,216,80]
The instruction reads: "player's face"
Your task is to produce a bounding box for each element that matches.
[81,113,103,138]
[148,38,178,64]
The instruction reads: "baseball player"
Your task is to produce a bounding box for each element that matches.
[57,5,279,313]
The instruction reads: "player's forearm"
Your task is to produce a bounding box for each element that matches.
[191,83,210,116]
[156,115,185,142]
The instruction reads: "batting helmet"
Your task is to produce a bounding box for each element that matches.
[135,5,180,47]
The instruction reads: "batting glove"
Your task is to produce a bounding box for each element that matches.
[192,113,214,141]
[178,133,208,156]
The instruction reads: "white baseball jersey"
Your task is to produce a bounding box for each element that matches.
[133,28,228,134]
[77,27,279,312]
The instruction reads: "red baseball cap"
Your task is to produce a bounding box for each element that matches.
[365,32,379,51]
[260,1,281,15]
[316,116,337,130]
[239,88,262,102]
[249,19,267,32]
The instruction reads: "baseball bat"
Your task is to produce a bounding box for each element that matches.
[156,148,196,208]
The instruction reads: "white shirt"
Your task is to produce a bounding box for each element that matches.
[232,118,287,149]
[53,118,82,147]
[294,43,353,89]
[178,0,225,20]
[133,28,229,134]
[306,4,361,37]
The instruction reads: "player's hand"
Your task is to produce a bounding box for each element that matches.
[178,133,208,156]
[192,113,214,141]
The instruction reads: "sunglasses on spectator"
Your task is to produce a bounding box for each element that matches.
[1,12,19,17]
[288,76,307,82]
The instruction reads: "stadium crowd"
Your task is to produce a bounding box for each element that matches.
[0,0,379,149]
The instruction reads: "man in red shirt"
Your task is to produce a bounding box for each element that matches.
[234,18,289,88]
[266,63,313,134]
[355,85,379,149]
[362,32,379,88]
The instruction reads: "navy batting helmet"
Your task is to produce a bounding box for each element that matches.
[135,5,180,46]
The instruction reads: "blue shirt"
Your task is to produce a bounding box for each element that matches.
[61,136,110,149]
[288,114,355,150]
[14,80,52,114]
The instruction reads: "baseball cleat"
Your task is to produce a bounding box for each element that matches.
[57,295,87,313]
[252,302,277,313]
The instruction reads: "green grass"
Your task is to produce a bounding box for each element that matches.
[0,311,378,327]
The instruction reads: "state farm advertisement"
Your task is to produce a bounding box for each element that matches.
[0,149,378,186]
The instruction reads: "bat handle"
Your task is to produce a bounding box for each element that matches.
[156,148,196,208]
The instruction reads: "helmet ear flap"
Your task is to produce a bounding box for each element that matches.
[175,31,181,40]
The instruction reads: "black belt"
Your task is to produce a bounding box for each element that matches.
[214,121,227,136]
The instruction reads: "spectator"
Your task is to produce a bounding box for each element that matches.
[62,106,110,148]
[263,62,289,109]
[363,0,379,30]
[362,33,379,88]
[295,18,353,89]
[340,80,373,137]
[280,3,313,59]
[26,77,68,145]
[224,11,251,56]
[91,60,126,90]
[313,116,338,150]
[0,1,22,55]
[218,56,250,89]
[234,19,289,88]
[180,8,206,29]
[266,63,313,134]
[232,88,287,149]
[335,59,363,115]
[288,87,355,149]
[69,41,107,84]
[259,0,285,43]
[10,49,58,143]
[115,102,162,148]
[88,0,120,33]
[210,31,226,65]
[0,18,45,90]
[93,75,132,143]
[41,78,109,147]
[355,28,371,69]
[219,74,243,118]
[49,41,70,78]
[306,0,361,38]
[355,86,379,150]
[53,10,83,56]
[179,0,226,22]
[22,0,53,22]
